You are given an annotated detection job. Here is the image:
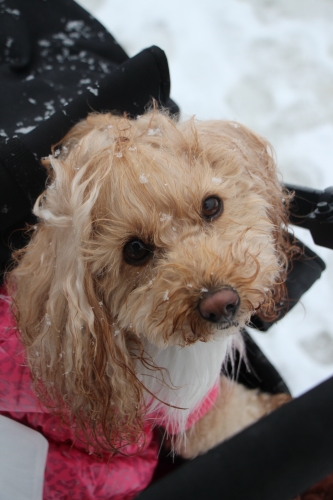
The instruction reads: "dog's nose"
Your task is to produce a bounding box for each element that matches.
[198,288,240,323]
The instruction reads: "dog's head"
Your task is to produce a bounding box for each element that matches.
[9,111,292,448]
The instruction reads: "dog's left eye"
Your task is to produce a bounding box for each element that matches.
[201,196,223,221]
[123,239,153,266]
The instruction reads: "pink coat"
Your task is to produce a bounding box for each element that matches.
[0,289,218,499]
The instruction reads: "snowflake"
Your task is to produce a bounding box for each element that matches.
[38,39,51,47]
[79,78,91,85]
[148,128,162,136]
[212,177,223,185]
[87,86,98,96]
[15,125,36,134]
[65,20,85,32]
[45,314,52,326]
[139,173,149,184]
[159,212,172,222]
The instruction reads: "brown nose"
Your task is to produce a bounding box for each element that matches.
[198,288,240,323]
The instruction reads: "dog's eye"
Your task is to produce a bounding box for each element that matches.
[123,239,153,266]
[201,196,223,221]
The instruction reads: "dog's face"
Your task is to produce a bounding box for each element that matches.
[59,113,286,347]
[9,111,290,447]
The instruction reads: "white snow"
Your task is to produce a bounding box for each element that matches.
[45,314,52,327]
[79,78,91,85]
[212,177,223,186]
[139,173,149,184]
[5,8,20,16]
[87,86,98,96]
[147,128,162,136]
[77,0,333,396]
[65,20,85,32]
[38,40,51,47]
[159,212,172,222]
[44,100,56,120]
[14,126,36,134]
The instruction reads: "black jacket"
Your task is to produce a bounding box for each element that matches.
[0,0,178,280]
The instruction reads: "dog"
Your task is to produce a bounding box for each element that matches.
[4,110,292,498]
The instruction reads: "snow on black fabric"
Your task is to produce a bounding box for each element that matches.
[0,0,128,138]
[0,0,178,281]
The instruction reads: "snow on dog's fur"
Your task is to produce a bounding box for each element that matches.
[8,110,292,456]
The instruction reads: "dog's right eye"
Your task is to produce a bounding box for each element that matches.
[123,239,153,266]
[201,196,223,221]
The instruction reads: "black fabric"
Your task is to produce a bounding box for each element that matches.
[0,0,177,148]
[22,45,174,158]
[0,46,176,279]
[225,329,291,396]
[0,0,179,281]
[0,137,46,207]
[137,376,333,500]
[0,0,128,138]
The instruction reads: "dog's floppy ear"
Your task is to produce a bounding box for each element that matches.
[196,120,296,323]
[226,124,296,323]
[226,124,300,321]
[8,114,145,451]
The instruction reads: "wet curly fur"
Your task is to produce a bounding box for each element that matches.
[8,110,293,454]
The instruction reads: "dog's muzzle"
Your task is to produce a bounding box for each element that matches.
[198,288,240,324]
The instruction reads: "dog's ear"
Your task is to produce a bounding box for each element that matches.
[8,114,145,450]
[227,123,296,323]
[196,120,296,323]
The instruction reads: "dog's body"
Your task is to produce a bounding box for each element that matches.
[4,111,292,498]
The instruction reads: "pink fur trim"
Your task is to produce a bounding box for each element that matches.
[185,384,219,430]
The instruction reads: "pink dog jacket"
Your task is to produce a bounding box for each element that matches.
[0,288,218,500]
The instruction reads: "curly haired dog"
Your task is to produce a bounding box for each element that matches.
[4,110,292,498]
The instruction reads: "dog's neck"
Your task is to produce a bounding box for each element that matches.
[135,333,241,434]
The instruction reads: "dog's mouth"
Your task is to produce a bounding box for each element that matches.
[215,320,239,331]
[179,317,240,346]
[183,311,241,343]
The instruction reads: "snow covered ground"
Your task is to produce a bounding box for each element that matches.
[78,0,333,396]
